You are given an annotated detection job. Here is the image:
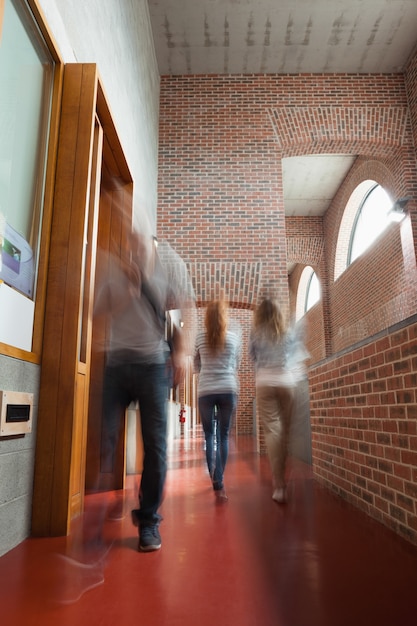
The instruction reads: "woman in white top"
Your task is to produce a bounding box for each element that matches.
[194,300,241,501]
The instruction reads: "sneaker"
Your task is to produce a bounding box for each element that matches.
[52,554,105,605]
[139,524,161,552]
[272,487,287,503]
[214,487,228,502]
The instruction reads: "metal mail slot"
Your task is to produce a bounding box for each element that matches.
[6,404,31,423]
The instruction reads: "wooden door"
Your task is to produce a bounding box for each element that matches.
[32,64,133,536]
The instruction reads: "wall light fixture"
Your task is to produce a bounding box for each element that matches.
[388,196,412,222]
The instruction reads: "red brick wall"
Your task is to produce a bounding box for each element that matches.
[157,67,417,543]
[404,52,417,269]
[405,53,417,157]
[309,319,417,545]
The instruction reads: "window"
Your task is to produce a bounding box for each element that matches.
[334,180,396,280]
[305,269,320,312]
[0,0,55,352]
[348,183,393,265]
[0,0,54,300]
[296,265,320,320]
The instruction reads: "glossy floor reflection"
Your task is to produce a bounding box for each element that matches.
[1,431,417,626]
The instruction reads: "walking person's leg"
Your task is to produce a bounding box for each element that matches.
[198,394,216,479]
[213,393,237,498]
[256,385,288,501]
[88,364,130,539]
[101,364,131,475]
[62,363,129,576]
[131,363,169,551]
[272,386,294,499]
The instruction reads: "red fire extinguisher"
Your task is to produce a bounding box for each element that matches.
[179,406,186,423]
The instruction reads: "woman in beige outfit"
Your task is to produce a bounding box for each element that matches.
[249,298,305,503]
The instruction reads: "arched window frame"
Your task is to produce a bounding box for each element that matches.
[296,265,320,321]
[347,183,392,267]
[305,269,320,312]
[334,179,394,281]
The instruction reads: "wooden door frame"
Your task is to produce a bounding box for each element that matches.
[32,64,133,537]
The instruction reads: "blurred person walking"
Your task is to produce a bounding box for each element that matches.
[194,300,241,501]
[50,219,195,604]
[94,224,191,551]
[249,298,308,504]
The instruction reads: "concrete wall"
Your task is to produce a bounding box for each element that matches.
[0,355,39,554]
[0,0,160,557]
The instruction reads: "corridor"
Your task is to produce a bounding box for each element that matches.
[1,430,417,626]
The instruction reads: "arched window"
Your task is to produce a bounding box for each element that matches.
[334,180,394,280]
[296,266,320,320]
[305,269,320,311]
[348,183,393,265]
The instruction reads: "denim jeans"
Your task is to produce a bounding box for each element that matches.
[102,361,168,525]
[198,393,237,490]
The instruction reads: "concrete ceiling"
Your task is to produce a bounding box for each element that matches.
[282,154,356,217]
[148,0,417,223]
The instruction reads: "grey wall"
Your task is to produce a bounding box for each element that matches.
[0,0,160,556]
[0,356,40,556]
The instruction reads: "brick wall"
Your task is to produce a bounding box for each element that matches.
[158,67,417,543]
[404,52,417,267]
[301,131,417,546]
[158,71,414,404]
[309,318,417,545]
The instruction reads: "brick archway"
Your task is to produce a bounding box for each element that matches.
[269,105,411,154]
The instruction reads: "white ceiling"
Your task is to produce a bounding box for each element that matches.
[148,0,417,76]
[148,0,417,219]
[282,154,356,217]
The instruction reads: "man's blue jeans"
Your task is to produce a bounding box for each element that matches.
[102,361,168,525]
[198,393,237,490]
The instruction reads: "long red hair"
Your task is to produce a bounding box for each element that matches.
[205,299,228,353]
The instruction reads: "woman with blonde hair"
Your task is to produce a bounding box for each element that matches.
[194,299,241,501]
[249,298,303,503]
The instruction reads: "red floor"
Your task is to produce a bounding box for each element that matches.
[1,432,417,626]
